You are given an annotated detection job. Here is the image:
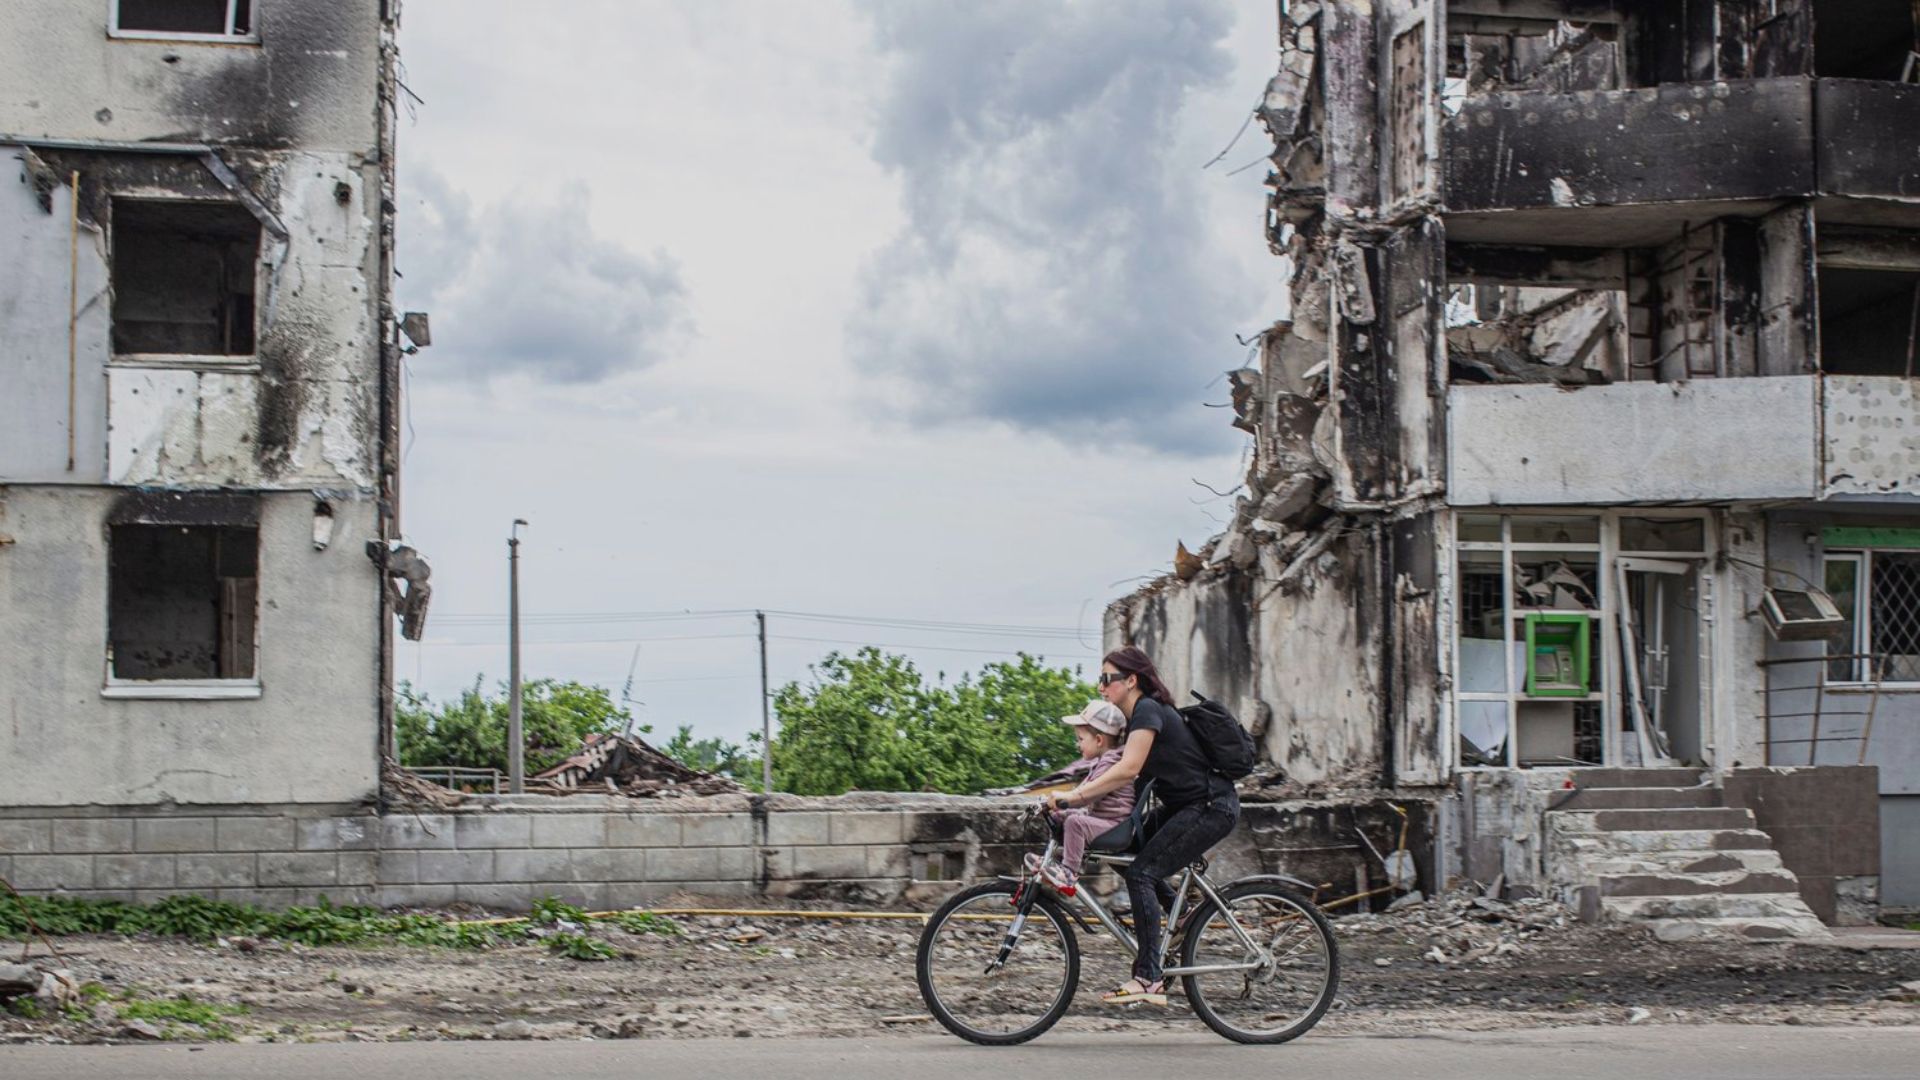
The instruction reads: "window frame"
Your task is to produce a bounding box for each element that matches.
[102,521,263,700]
[1448,508,1716,772]
[108,0,260,45]
[107,196,265,371]
[1823,548,1920,690]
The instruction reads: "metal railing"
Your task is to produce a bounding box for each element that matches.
[403,766,503,794]
[1757,653,1886,766]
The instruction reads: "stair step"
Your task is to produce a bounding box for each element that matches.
[1565,768,1708,789]
[1643,916,1831,943]
[1574,850,1786,876]
[1555,787,1720,811]
[1598,871,1802,897]
[1571,807,1755,832]
[1603,893,1820,921]
[1548,827,1776,853]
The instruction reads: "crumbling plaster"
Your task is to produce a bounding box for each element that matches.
[0,487,380,806]
[1825,375,1920,497]
[2,146,380,490]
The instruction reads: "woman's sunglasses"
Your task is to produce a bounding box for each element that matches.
[1097,672,1128,687]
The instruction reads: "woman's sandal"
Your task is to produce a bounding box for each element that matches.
[1101,978,1167,1007]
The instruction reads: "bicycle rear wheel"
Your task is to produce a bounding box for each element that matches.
[916,880,1080,1045]
[1179,880,1339,1044]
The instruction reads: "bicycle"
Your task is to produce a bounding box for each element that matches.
[914,783,1340,1045]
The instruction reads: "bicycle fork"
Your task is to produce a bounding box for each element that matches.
[986,836,1057,975]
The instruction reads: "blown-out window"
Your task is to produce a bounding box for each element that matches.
[108,524,258,682]
[110,199,259,358]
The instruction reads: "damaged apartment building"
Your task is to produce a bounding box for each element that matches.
[0,6,422,823]
[1108,0,1920,934]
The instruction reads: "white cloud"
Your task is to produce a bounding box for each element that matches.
[399,168,691,384]
[847,0,1257,453]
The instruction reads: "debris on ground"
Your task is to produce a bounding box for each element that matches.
[1341,889,1574,967]
[532,734,745,798]
[4,894,1920,1045]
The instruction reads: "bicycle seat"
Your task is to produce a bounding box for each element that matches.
[1084,779,1156,855]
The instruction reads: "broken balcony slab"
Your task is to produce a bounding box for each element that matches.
[1446,80,1817,214]
[1447,375,1820,505]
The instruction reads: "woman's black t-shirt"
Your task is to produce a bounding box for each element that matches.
[1126,697,1227,809]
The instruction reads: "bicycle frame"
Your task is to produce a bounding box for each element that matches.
[1019,835,1267,978]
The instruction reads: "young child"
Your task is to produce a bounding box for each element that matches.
[1033,700,1136,894]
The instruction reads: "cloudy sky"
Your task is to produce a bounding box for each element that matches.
[392,0,1284,746]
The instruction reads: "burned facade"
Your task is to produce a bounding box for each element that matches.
[1110,1,1920,929]
[0,2,409,806]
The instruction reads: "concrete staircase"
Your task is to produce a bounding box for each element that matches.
[1544,769,1829,942]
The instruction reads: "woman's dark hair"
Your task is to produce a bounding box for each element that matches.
[1102,646,1174,706]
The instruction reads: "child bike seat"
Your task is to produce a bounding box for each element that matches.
[1080,779,1157,855]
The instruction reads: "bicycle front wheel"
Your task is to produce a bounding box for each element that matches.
[1179,880,1339,1044]
[915,880,1080,1045]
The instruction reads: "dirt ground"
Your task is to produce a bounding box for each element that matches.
[5,894,1920,1045]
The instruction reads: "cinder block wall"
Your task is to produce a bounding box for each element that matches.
[0,793,1433,913]
[0,794,1039,911]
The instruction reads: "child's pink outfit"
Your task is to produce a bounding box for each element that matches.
[1051,748,1138,876]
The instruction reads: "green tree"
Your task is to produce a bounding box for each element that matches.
[661,724,761,788]
[768,648,1090,796]
[396,678,644,776]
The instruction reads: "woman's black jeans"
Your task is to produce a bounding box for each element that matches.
[1123,787,1240,984]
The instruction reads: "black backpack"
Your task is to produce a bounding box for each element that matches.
[1179,691,1257,780]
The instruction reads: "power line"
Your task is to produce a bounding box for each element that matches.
[769,633,1097,659]
[405,633,757,648]
[428,607,1086,638]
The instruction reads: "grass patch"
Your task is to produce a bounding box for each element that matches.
[610,910,683,936]
[2,893,665,962]
[118,996,248,1025]
[118,995,248,1041]
[546,932,619,961]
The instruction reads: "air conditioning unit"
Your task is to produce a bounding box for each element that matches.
[1760,587,1847,641]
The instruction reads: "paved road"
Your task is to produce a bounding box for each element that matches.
[4,1026,1919,1080]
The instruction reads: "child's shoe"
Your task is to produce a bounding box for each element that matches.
[1041,863,1077,896]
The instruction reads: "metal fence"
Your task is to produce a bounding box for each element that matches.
[1758,653,1886,766]
[402,766,503,794]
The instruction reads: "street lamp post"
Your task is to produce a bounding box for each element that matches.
[508,518,528,794]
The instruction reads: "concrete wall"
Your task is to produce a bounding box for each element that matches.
[0,795,1436,912]
[0,1,382,153]
[0,487,381,806]
[1447,377,1821,505]
[1108,530,1400,790]
[1722,766,1881,924]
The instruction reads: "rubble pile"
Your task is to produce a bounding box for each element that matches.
[1345,890,1577,967]
[381,759,466,810]
[0,963,77,1012]
[533,733,746,799]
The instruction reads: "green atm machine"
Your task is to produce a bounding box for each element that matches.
[1524,613,1591,697]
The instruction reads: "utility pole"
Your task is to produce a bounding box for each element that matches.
[508,519,528,794]
[757,610,772,793]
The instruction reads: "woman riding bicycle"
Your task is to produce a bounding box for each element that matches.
[1042,645,1241,1008]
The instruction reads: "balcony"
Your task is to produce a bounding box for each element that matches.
[1449,375,1920,506]
[1444,80,1920,243]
